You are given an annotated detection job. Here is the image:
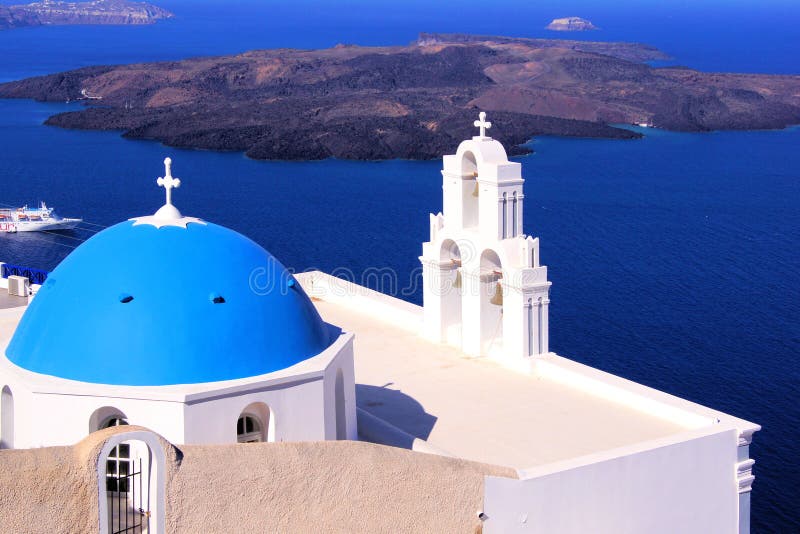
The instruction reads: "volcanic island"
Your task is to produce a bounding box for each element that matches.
[0,33,798,160]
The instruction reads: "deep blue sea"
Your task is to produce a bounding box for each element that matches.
[0,1,798,530]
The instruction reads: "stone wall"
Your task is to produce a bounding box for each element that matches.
[0,426,515,533]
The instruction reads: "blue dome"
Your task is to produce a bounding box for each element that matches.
[6,219,333,386]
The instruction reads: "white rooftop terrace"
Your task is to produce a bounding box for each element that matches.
[0,292,27,311]
[297,271,758,471]
[0,270,757,471]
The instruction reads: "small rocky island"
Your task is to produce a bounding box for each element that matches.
[546,17,598,32]
[0,33,798,160]
[0,0,172,30]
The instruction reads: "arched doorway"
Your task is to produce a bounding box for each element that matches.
[96,415,155,533]
[440,239,463,345]
[461,151,479,229]
[237,402,274,443]
[479,249,504,355]
[98,431,164,534]
[1,386,13,449]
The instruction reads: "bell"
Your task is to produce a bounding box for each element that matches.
[472,181,479,197]
[490,281,503,306]
[453,269,462,289]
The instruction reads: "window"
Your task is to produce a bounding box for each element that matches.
[103,418,130,492]
[237,414,263,443]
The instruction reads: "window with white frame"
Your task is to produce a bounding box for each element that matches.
[103,417,130,492]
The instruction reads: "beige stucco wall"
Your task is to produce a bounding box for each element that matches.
[0,426,514,533]
[0,425,169,533]
[0,445,97,532]
[169,440,514,533]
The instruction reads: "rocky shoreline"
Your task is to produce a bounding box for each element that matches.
[0,33,798,160]
[0,0,172,31]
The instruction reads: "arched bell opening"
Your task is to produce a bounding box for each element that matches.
[461,151,479,229]
[440,239,463,345]
[479,249,504,355]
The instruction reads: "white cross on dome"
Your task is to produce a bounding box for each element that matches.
[130,157,205,229]
[157,157,181,207]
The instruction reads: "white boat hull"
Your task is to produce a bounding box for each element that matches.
[1,202,82,233]
[2,218,82,233]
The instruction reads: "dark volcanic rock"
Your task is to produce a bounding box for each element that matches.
[2,34,799,161]
[0,67,116,100]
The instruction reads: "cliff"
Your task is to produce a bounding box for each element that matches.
[0,0,173,30]
[546,17,599,31]
[0,33,798,161]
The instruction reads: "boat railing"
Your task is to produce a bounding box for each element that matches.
[1,264,49,285]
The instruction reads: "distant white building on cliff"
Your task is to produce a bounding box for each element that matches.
[0,114,758,534]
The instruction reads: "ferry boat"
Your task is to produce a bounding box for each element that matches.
[0,202,82,233]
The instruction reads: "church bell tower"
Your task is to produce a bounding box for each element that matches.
[420,112,552,363]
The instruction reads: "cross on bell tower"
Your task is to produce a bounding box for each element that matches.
[473,111,492,140]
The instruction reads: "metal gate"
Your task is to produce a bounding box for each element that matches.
[107,457,149,534]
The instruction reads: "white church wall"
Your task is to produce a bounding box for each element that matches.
[6,384,38,449]
[0,382,31,449]
[1,327,355,448]
[483,427,740,534]
[460,269,483,356]
[477,181,523,241]
[441,156,460,224]
[182,378,325,444]
[322,337,357,441]
[13,390,186,448]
